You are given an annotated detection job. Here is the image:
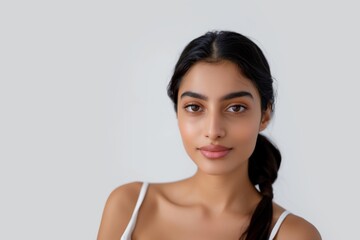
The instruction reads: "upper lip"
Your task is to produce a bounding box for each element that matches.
[198,145,232,152]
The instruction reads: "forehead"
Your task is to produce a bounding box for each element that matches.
[179,60,260,100]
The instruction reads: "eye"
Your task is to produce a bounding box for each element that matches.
[227,105,246,113]
[184,104,203,112]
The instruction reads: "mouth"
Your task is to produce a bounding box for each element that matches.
[198,145,232,159]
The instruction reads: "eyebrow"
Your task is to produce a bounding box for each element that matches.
[180,91,254,101]
[222,91,253,100]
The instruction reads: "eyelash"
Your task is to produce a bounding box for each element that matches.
[183,104,247,113]
[184,104,203,113]
[227,104,247,113]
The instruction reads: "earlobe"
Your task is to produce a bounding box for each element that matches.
[259,108,271,132]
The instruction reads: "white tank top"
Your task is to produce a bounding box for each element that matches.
[121,182,290,240]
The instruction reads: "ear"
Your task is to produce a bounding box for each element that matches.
[259,107,271,132]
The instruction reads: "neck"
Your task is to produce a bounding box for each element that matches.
[186,165,261,215]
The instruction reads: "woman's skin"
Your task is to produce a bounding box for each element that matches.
[97,61,321,240]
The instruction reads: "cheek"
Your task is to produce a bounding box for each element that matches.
[178,118,199,142]
[236,122,258,137]
[231,121,260,150]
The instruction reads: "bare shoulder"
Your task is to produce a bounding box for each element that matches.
[276,213,322,240]
[97,182,143,240]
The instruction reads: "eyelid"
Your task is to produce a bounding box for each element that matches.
[182,101,248,113]
[183,103,203,113]
[226,104,247,113]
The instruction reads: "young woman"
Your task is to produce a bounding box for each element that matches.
[97,30,322,240]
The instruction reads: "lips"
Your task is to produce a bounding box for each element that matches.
[198,145,232,159]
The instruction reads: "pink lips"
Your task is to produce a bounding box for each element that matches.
[198,145,232,159]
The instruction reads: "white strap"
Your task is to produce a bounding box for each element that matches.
[269,210,290,240]
[121,182,149,240]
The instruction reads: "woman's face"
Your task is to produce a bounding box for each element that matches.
[177,60,270,175]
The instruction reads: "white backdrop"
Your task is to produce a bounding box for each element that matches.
[1,1,359,239]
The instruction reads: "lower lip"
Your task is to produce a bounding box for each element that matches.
[199,150,230,159]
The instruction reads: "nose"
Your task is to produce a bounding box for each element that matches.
[204,111,226,140]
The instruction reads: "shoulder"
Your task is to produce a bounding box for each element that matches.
[108,181,144,208]
[104,182,144,214]
[97,182,144,240]
[276,213,322,240]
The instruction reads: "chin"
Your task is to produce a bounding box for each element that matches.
[194,158,248,176]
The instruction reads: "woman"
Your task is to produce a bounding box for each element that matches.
[97,30,322,240]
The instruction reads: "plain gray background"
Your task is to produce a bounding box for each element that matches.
[1,0,359,239]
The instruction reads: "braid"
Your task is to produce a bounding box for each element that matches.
[240,134,281,240]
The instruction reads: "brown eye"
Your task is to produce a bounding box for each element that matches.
[227,105,246,113]
[184,104,202,112]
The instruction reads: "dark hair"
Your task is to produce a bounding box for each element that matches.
[167,31,281,240]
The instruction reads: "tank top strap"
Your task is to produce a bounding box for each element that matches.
[121,182,149,240]
[269,210,291,240]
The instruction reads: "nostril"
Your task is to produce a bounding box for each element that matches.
[205,131,226,140]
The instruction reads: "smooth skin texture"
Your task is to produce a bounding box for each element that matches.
[97,61,321,240]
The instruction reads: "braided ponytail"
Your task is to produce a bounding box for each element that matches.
[240,134,281,240]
